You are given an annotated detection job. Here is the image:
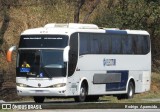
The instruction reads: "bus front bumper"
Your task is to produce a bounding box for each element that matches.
[17,86,67,96]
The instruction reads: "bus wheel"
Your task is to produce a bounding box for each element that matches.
[74,83,87,102]
[33,96,45,103]
[126,81,135,99]
[117,81,135,100]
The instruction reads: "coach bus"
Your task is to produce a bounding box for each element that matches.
[7,23,151,103]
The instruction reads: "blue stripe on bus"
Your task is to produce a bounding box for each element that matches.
[105,30,127,35]
[106,70,128,91]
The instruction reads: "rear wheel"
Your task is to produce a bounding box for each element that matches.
[74,83,87,102]
[117,81,135,100]
[126,81,135,99]
[33,96,45,103]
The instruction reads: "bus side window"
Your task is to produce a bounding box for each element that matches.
[142,36,150,54]
[111,35,122,54]
[137,36,143,54]
[101,34,111,54]
[131,35,150,55]
[90,34,100,54]
[80,33,90,55]
[132,35,138,54]
[122,35,132,54]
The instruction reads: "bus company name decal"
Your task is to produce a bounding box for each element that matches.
[103,59,116,66]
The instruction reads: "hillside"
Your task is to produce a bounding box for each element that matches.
[0,0,160,101]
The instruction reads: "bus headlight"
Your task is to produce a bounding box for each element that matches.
[52,83,66,88]
[17,83,27,87]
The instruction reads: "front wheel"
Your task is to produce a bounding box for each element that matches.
[33,96,45,103]
[74,83,87,102]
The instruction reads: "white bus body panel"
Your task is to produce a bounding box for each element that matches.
[67,52,151,95]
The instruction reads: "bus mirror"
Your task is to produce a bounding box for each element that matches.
[7,46,17,62]
[63,46,70,62]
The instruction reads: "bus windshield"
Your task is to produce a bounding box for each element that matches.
[17,50,66,78]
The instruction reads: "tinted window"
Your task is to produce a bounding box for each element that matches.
[90,34,100,54]
[142,36,150,54]
[132,35,140,54]
[131,35,150,54]
[111,35,122,54]
[122,35,133,54]
[101,34,111,54]
[80,33,90,55]
[19,35,68,48]
[79,33,150,55]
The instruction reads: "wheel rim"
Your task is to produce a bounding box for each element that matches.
[80,86,86,100]
[129,85,133,97]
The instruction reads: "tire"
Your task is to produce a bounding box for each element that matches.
[117,81,135,100]
[126,81,135,99]
[74,83,87,102]
[86,96,99,102]
[33,96,45,103]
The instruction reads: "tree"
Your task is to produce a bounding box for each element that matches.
[0,0,11,47]
[73,0,100,23]
[74,0,85,23]
[83,0,100,23]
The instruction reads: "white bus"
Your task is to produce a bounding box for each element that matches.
[7,23,151,103]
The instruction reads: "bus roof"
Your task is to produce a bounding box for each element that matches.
[21,23,149,36]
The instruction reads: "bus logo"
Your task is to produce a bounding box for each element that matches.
[38,83,41,87]
[103,59,116,66]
